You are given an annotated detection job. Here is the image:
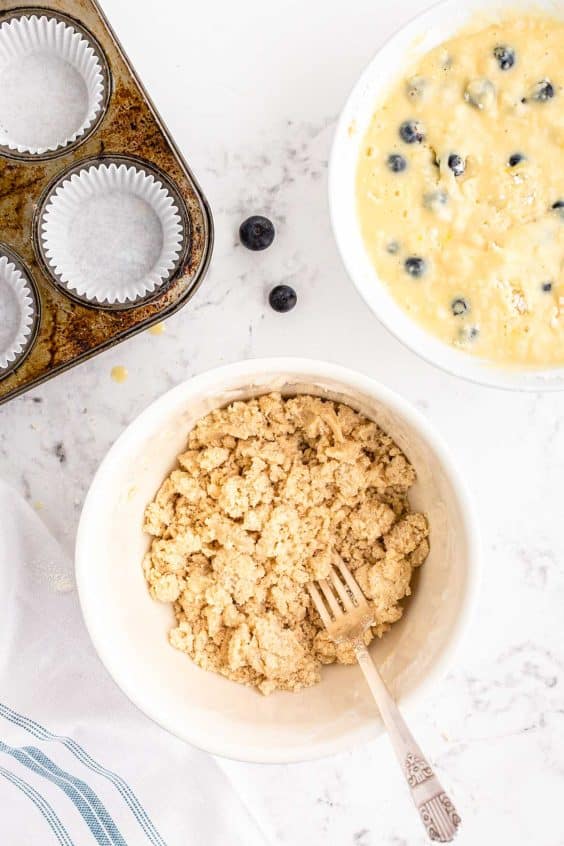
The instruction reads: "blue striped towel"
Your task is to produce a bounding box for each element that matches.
[0,483,268,845]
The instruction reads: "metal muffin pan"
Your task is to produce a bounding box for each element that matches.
[0,0,213,405]
[0,242,41,375]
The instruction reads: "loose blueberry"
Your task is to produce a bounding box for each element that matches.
[508,153,525,167]
[399,120,425,144]
[464,78,495,110]
[269,284,297,313]
[531,79,554,102]
[552,200,564,210]
[493,45,515,71]
[447,153,465,176]
[404,256,426,277]
[387,153,407,172]
[542,282,553,292]
[386,240,400,254]
[239,216,275,251]
[451,297,469,316]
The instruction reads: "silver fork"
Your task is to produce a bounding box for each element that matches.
[308,557,461,843]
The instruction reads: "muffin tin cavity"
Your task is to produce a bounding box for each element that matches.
[0,12,109,158]
[38,159,188,307]
[0,248,39,377]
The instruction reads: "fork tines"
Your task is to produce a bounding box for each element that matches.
[308,557,368,627]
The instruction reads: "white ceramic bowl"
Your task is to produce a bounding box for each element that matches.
[76,358,479,763]
[329,0,564,391]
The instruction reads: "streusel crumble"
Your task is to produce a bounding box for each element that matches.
[143,394,429,694]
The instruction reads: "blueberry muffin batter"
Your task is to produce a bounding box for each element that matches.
[357,13,564,366]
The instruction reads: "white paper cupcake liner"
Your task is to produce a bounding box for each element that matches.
[0,14,106,155]
[40,162,185,305]
[0,255,35,369]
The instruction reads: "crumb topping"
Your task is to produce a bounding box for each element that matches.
[143,393,429,694]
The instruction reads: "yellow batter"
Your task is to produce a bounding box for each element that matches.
[356,13,564,366]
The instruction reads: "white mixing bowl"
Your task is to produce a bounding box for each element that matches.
[329,0,564,391]
[76,358,480,763]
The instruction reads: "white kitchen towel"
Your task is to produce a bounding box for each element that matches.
[0,481,269,846]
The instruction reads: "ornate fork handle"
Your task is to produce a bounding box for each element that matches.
[355,644,461,842]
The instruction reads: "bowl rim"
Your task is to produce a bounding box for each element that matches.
[76,357,481,763]
[328,0,564,392]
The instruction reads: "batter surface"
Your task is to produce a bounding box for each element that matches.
[143,394,429,695]
[357,13,564,366]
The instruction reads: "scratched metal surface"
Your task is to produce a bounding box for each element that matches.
[0,0,213,404]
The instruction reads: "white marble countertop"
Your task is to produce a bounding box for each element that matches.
[1,0,563,843]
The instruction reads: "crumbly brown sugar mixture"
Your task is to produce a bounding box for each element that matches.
[143,394,429,695]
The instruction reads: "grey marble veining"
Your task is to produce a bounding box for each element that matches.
[1,1,563,843]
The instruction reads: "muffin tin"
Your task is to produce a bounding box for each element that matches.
[0,0,213,404]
